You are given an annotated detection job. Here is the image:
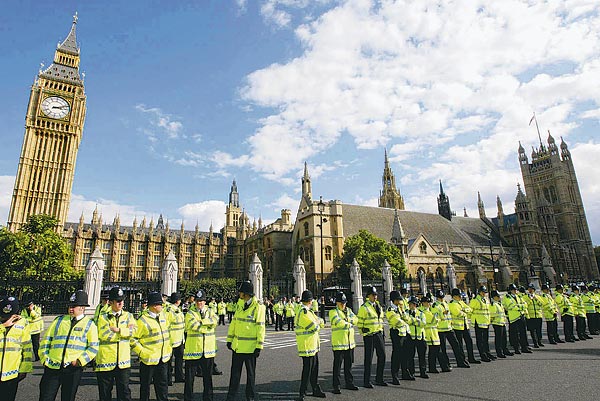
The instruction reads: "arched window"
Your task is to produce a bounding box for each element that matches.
[303,222,309,236]
[419,241,427,254]
[325,246,332,261]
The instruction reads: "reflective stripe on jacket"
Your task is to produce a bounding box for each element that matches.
[295,305,323,357]
[469,295,491,328]
[131,311,172,365]
[386,304,408,336]
[166,303,185,348]
[226,297,266,353]
[95,311,135,371]
[39,315,98,369]
[21,306,44,335]
[0,319,32,381]
[490,300,506,326]
[329,307,357,351]
[357,301,384,336]
[184,304,217,359]
[432,300,452,332]
[420,306,440,345]
[449,299,470,330]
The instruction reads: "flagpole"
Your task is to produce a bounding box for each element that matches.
[529,112,543,148]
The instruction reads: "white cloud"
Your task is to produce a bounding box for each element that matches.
[268,193,299,214]
[68,194,153,227]
[135,104,184,140]
[0,176,15,227]
[178,200,227,231]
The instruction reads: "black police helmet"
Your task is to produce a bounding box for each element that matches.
[335,292,347,303]
[108,286,125,301]
[507,284,517,292]
[238,281,254,296]
[435,290,445,299]
[301,290,314,303]
[408,296,420,305]
[490,290,500,298]
[541,284,549,291]
[478,285,488,293]
[555,284,564,291]
[390,290,402,302]
[451,288,461,297]
[366,286,377,296]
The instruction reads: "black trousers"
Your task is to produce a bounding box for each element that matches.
[508,317,529,351]
[439,330,465,367]
[546,319,559,342]
[275,315,284,331]
[219,315,226,325]
[526,318,543,345]
[363,331,385,384]
[139,361,169,401]
[492,324,509,356]
[227,312,234,322]
[226,352,257,401]
[169,344,185,383]
[588,312,599,333]
[575,316,586,338]
[299,354,320,396]
[427,344,440,372]
[562,314,575,340]
[184,358,214,401]
[0,377,19,401]
[97,368,132,401]
[287,316,295,330]
[389,329,409,379]
[406,336,427,374]
[39,365,83,401]
[474,324,490,357]
[455,328,477,361]
[332,349,354,388]
[31,333,41,361]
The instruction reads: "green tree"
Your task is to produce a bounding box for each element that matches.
[179,278,238,301]
[0,214,79,281]
[335,229,406,281]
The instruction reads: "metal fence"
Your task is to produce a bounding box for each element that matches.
[0,279,84,315]
[102,280,161,316]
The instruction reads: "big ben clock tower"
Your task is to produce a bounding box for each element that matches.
[8,14,87,232]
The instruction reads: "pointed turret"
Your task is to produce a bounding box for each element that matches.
[518,141,528,165]
[92,205,99,226]
[560,136,571,160]
[132,216,138,230]
[302,162,312,201]
[437,180,452,220]
[157,214,165,230]
[149,217,154,230]
[258,215,263,229]
[114,214,120,230]
[497,195,505,227]
[463,207,468,217]
[229,179,240,207]
[391,209,406,243]
[379,149,405,210]
[141,216,146,229]
[477,192,486,219]
[79,211,85,226]
[39,13,83,85]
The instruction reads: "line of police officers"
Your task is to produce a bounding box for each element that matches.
[1,281,599,401]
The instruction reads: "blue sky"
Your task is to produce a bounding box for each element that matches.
[1,1,599,243]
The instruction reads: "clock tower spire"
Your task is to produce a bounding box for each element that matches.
[7,13,87,231]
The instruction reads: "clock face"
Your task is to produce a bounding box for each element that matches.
[40,96,70,119]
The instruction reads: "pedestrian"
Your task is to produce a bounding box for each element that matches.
[386,290,411,383]
[357,286,387,388]
[432,290,468,369]
[490,290,513,358]
[570,286,590,340]
[449,288,481,364]
[131,292,172,401]
[525,284,544,347]
[39,290,98,401]
[539,284,562,344]
[502,284,531,354]
[274,298,285,331]
[218,298,227,326]
[183,289,217,401]
[469,286,493,362]
[554,284,575,342]
[166,292,185,385]
[329,291,359,393]
[295,290,326,401]
[21,300,43,361]
[1,296,32,401]
[319,296,326,323]
[420,295,441,374]
[225,281,266,401]
[405,296,428,378]
[95,286,136,401]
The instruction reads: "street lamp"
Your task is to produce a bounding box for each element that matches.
[486,228,498,290]
[316,196,328,295]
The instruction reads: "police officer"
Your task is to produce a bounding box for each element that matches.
[227,299,236,323]
[539,284,562,344]
[420,295,441,373]
[406,296,428,378]
[39,290,99,401]
[449,288,480,364]
[329,291,358,393]
[225,281,266,401]
[357,286,386,388]
[285,297,296,331]
[132,292,172,401]
[525,284,544,347]
[554,284,575,342]
[21,300,43,361]
[502,284,531,354]
[94,292,110,323]
[585,284,599,335]
[490,290,513,358]
[570,285,590,340]
[1,297,32,401]
[295,290,326,401]
[95,286,136,401]
[166,292,185,385]
[386,290,410,383]
[470,286,493,362]
[184,289,217,401]
[274,298,285,331]
[432,290,468,369]
[218,298,227,326]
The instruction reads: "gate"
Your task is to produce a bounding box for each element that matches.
[0,279,84,315]
[102,280,161,316]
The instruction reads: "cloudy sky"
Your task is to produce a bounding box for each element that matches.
[1,0,599,242]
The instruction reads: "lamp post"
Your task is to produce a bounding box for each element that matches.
[486,228,497,290]
[316,196,328,296]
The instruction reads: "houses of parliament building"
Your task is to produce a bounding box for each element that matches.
[6,17,598,290]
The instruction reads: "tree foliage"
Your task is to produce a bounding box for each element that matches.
[0,214,80,281]
[179,278,239,301]
[335,229,406,281]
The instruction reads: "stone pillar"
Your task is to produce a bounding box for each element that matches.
[446,262,457,289]
[349,258,363,309]
[249,253,263,301]
[161,251,178,297]
[418,269,426,294]
[382,260,393,305]
[84,247,105,314]
[293,256,306,297]
[541,245,557,286]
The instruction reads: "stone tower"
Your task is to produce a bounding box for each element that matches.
[519,133,598,279]
[437,180,452,220]
[378,149,405,210]
[8,14,87,231]
[224,179,242,239]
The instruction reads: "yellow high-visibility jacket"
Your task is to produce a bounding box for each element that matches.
[502,294,523,323]
[295,305,323,357]
[432,300,452,332]
[539,293,558,321]
[405,308,426,340]
[0,318,32,381]
[581,293,596,315]
[329,306,357,351]
[165,303,185,348]
[94,303,111,323]
[357,300,384,336]
[95,310,136,371]
[217,302,227,316]
[525,293,544,319]
[420,306,440,345]
[284,302,296,318]
[39,315,98,369]
[226,297,266,353]
[469,295,491,328]
[273,302,284,316]
[386,304,408,336]
[449,299,471,330]
[517,293,530,319]
[490,300,506,326]
[131,310,172,365]
[554,292,574,316]
[21,305,44,335]
[570,294,586,318]
[184,304,217,359]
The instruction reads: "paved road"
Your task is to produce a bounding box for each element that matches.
[16,323,600,401]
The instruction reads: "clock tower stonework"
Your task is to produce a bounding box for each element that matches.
[8,14,87,231]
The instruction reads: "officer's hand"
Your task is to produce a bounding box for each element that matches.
[254,348,261,358]
[71,360,81,367]
[562,308,568,314]
[110,326,120,333]
[361,328,369,333]
[17,373,27,382]
[226,342,232,351]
